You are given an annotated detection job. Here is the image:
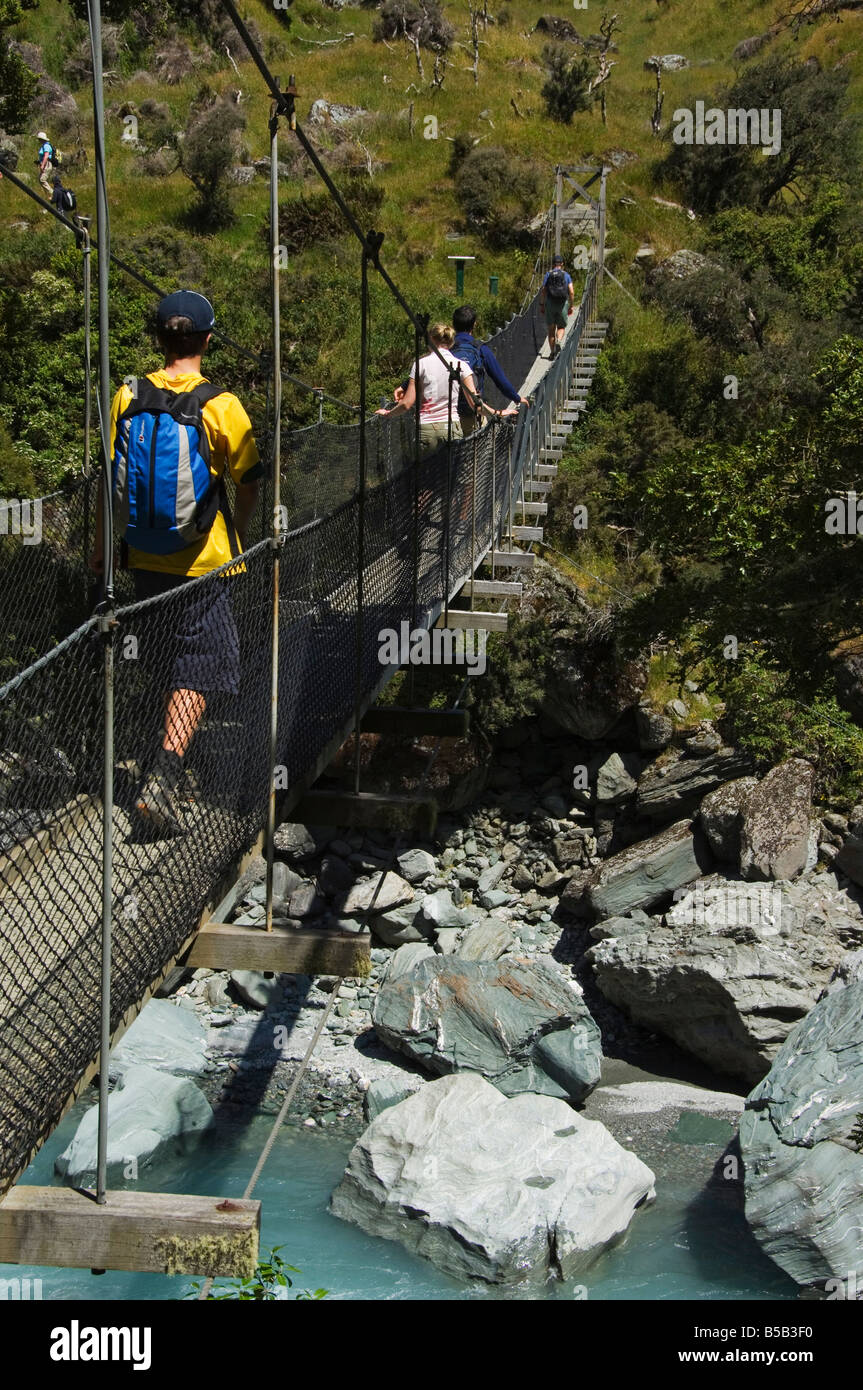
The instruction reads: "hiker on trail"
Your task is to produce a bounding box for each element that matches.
[51,173,79,227]
[450,305,529,437]
[540,254,575,358]
[35,131,55,198]
[90,290,262,839]
[376,323,512,456]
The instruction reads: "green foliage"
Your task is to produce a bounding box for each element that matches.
[705,186,851,321]
[0,419,35,496]
[540,44,594,125]
[187,1247,329,1301]
[174,92,246,229]
[850,1114,863,1152]
[716,650,863,800]
[663,55,858,214]
[277,176,385,255]
[0,0,38,133]
[453,145,542,248]
[466,615,551,737]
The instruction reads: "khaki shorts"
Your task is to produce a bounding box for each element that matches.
[419,420,463,455]
[544,298,569,329]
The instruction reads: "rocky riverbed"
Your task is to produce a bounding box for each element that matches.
[56,585,863,1290]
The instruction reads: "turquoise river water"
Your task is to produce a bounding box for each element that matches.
[2,1098,799,1302]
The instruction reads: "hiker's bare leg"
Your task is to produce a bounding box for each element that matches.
[163,688,206,758]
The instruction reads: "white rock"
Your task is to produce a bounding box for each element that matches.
[331,1073,655,1283]
[343,871,414,915]
[55,1065,211,1184]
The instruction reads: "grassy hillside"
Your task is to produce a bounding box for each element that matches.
[3,0,863,465]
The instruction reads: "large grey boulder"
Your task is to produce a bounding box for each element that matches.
[455,918,515,961]
[635,702,674,752]
[331,1074,655,1283]
[372,956,602,1101]
[55,1065,211,1184]
[699,776,759,862]
[386,941,436,981]
[588,876,863,1084]
[230,970,282,1011]
[371,902,428,948]
[363,1074,425,1122]
[110,998,208,1076]
[343,871,414,915]
[587,819,711,920]
[740,979,863,1287]
[636,750,753,824]
[273,822,332,860]
[396,848,436,883]
[739,760,814,881]
[417,887,478,932]
[596,751,640,806]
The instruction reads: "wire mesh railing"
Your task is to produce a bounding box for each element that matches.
[0,407,524,1190]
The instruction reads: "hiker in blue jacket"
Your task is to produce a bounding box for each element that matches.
[451,305,530,437]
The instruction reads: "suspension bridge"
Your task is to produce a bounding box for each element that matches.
[0,0,609,1282]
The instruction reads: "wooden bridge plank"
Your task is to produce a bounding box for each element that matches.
[0,1187,261,1277]
[434,610,508,631]
[188,923,370,978]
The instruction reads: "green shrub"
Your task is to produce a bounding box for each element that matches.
[540,44,594,125]
[454,146,542,248]
[716,650,863,801]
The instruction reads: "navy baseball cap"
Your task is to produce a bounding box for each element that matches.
[156,290,215,331]
[552,254,564,265]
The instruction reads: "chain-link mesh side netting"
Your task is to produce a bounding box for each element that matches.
[0,622,107,1183]
[0,480,136,677]
[0,416,520,1187]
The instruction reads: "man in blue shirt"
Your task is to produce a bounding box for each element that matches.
[451,305,530,436]
[539,254,575,358]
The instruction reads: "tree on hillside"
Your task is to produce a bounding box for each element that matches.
[454,144,542,246]
[664,55,859,214]
[174,91,246,230]
[589,12,620,128]
[541,44,594,124]
[0,0,39,134]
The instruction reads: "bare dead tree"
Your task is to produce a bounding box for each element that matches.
[468,0,480,84]
[430,48,448,89]
[650,64,664,136]
[589,12,620,126]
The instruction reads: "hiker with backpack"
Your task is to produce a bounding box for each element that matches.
[51,173,79,227]
[35,131,57,198]
[90,291,262,838]
[539,254,575,358]
[451,305,529,437]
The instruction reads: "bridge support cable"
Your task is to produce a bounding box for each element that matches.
[86,0,115,1215]
[352,240,376,797]
[264,86,284,937]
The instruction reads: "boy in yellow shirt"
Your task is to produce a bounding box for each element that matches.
[92,291,261,837]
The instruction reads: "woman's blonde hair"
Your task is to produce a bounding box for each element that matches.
[429,322,455,348]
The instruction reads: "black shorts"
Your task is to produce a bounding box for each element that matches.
[131,569,240,696]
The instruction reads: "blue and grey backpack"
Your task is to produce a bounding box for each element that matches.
[112,379,237,556]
